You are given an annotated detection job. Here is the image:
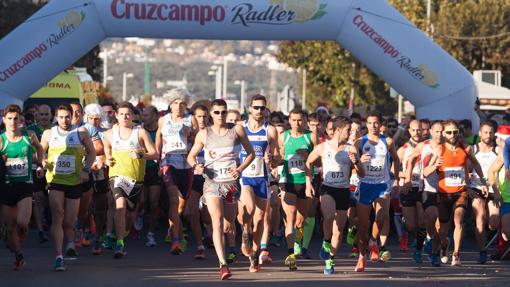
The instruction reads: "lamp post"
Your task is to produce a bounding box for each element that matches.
[235,80,247,111]
[122,72,134,101]
[209,65,223,99]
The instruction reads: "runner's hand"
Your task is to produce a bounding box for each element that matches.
[434,156,443,169]
[493,192,502,208]
[229,168,241,180]
[194,163,204,175]
[360,153,371,164]
[481,186,489,198]
[305,183,314,198]
[35,166,45,179]
[348,152,358,165]
[105,158,115,167]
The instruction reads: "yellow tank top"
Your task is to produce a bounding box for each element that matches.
[109,125,146,182]
[46,126,85,185]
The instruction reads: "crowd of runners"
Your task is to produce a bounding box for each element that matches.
[1,88,510,280]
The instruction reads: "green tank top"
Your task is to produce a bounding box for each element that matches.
[498,170,510,203]
[282,130,313,184]
[145,128,157,169]
[1,131,34,183]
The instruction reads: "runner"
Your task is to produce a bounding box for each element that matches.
[0,105,44,271]
[398,120,426,263]
[354,112,399,272]
[278,108,317,271]
[305,117,365,274]
[40,104,96,271]
[187,99,255,280]
[426,120,487,266]
[141,106,161,247]
[404,120,444,266]
[103,102,158,259]
[156,88,194,254]
[468,121,498,264]
[238,94,279,272]
[347,118,363,257]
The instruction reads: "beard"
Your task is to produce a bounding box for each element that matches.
[446,136,458,145]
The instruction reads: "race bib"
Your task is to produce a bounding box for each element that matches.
[243,157,265,177]
[165,135,187,154]
[324,165,349,186]
[444,167,465,187]
[288,154,305,175]
[365,158,385,179]
[114,176,136,195]
[350,174,359,187]
[54,155,75,175]
[6,157,29,177]
[213,160,237,181]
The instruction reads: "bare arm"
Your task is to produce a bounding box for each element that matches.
[236,124,255,173]
[267,125,280,169]
[387,137,400,183]
[40,130,51,164]
[187,130,205,168]
[488,153,504,196]
[28,130,43,166]
[79,127,96,168]
[102,130,113,165]
[404,143,423,182]
[305,143,322,180]
[349,145,365,177]
[466,146,485,182]
[155,117,164,162]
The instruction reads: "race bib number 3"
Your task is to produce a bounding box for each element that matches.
[288,155,305,175]
[6,157,29,177]
[54,155,75,175]
[444,167,465,187]
[114,176,136,195]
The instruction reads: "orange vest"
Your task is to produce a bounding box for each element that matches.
[437,144,468,194]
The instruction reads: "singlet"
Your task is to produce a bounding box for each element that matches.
[46,125,85,186]
[240,121,269,179]
[282,130,313,184]
[470,143,497,191]
[399,140,422,189]
[1,131,34,183]
[321,140,351,189]
[144,127,158,169]
[203,125,240,183]
[498,168,510,203]
[109,125,146,182]
[437,144,468,194]
[161,113,192,169]
[421,140,439,193]
[359,135,390,185]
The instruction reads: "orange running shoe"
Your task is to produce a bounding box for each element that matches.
[400,232,409,252]
[369,242,379,262]
[354,256,366,272]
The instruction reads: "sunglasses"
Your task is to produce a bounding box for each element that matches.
[444,130,459,135]
[252,106,266,111]
[213,110,227,115]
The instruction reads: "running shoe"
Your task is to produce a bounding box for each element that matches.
[227,252,238,264]
[294,227,304,255]
[451,254,461,266]
[423,237,432,255]
[249,255,260,273]
[134,211,144,232]
[259,250,272,265]
[350,246,359,258]
[347,226,357,246]
[379,247,391,262]
[170,241,183,255]
[65,242,78,258]
[219,264,232,280]
[399,232,409,252]
[440,244,449,264]
[300,248,311,259]
[241,230,253,257]
[145,232,157,247]
[269,235,281,247]
[354,256,366,272]
[477,251,487,264]
[284,254,297,271]
[369,241,379,262]
[324,258,334,275]
[38,230,48,244]
[102,235,115,250]
[92,240,102,256]
[293,242,303,256]
[413,250,423,263]
[180,236,188,252]
[114,243,127,259]
[73,229,83,248]
[55,257,65,271]
[194,247,206,260]
[320,241,331,260]
[13,254,24,271]
[430,253,441,267]
[82,229,93,247]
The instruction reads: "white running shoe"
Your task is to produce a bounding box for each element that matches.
[145,232,157,247]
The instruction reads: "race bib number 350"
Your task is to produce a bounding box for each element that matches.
[54,155,75,175]
[444,167,465,187]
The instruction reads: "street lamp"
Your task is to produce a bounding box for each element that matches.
[235,80,247,112]
[122,72,134,101]
[208,65,223,99]
[99,49,114,86]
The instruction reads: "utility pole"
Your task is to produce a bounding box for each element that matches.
[302,68,307,110]
[144,46,151,98]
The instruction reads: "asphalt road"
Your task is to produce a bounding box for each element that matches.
[1,231,509,287]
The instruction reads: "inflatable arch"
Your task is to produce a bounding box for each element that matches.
[0,0,477,125]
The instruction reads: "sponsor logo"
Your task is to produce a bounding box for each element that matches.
[353,15,439,88]
[231,0,327,27]
[44,82,72,89]
[111,0,226,25]
[0,11,84,82]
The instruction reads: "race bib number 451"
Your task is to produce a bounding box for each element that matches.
[444,167,465,187]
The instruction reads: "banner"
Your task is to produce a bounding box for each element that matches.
[0,0,477,126]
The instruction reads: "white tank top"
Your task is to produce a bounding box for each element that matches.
[321,141,351,188]
[399,141,422,189]
[360,136,390,184]
[421,140,438,192]
[470,144,497,190]
[161,113,191,169]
